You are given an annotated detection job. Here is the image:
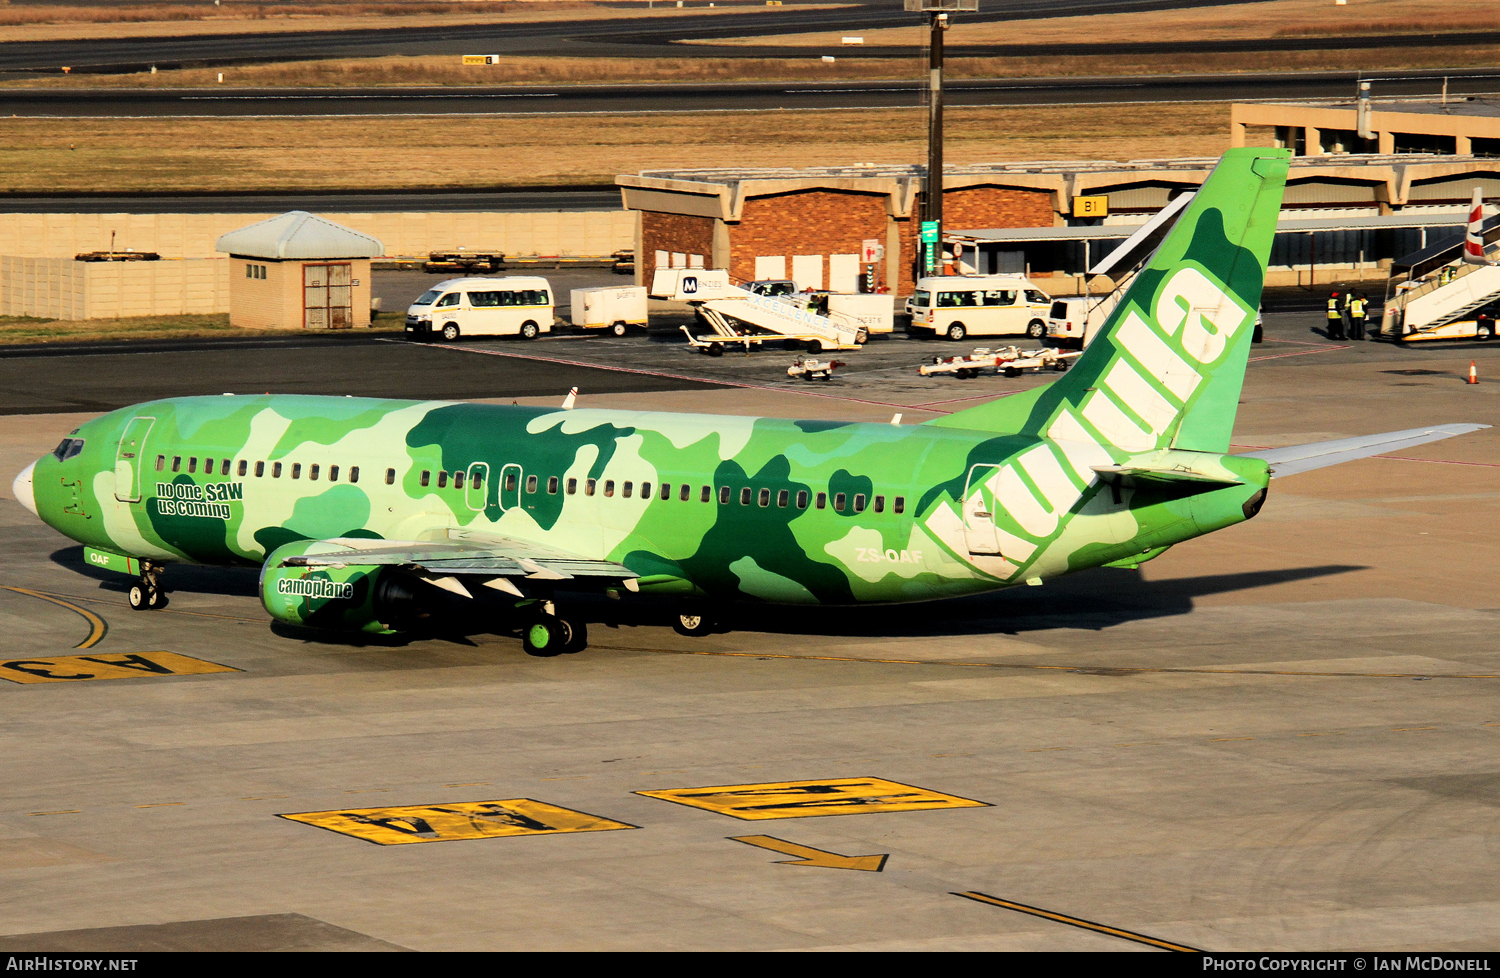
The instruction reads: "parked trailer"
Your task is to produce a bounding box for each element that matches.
[918,346,1079,378]
[571,285,649,336]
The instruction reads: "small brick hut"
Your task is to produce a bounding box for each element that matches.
[217,212,383,329]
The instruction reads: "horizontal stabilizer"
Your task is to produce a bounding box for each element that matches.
[1236,424,1489,477]
[1092,449,1247,487]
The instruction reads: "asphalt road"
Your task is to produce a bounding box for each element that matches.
[0,0,1268,74]
[11,68,1500,118]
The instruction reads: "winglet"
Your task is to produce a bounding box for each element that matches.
[562,387,578,410]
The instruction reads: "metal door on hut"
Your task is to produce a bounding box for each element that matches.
[304,263,353,329]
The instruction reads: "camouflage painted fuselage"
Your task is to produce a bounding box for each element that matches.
[32,394,1267,605]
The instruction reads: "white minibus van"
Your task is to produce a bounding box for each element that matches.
[907,275,1053,342]
[405,276,554,341]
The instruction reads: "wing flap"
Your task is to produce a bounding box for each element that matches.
[277,537,636,581]
[1236,424,1489,478]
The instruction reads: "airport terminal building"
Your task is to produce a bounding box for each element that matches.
[619,152,1500,292]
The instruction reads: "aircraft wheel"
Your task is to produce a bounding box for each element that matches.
[522,613,567,656]
[559,617,589,654]
[147,587,167,609]
[128,584,149,611]
[672,610,716,638]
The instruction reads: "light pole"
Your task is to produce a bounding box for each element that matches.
[907,0,975,278]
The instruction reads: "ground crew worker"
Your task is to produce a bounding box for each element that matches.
[1327,291,1345,340]
[1348,292,1367,341]
[1440,264,1456,286]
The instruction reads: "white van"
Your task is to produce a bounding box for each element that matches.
[405,276,554,341]
[907,275,1053,342]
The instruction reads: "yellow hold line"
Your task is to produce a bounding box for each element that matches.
[1,586,107,649]
[954,891,1201,952]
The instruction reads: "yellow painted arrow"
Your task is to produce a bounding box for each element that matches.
[730,835,888,872]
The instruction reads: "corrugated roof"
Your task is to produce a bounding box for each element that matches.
[215,211,383,259]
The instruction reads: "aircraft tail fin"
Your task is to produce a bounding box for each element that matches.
[1463,187,1491,265]
[927,148,1290,457]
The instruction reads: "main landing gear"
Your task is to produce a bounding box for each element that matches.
[521,602,588,657]
[672,609,717,638]
[127,561,166,611]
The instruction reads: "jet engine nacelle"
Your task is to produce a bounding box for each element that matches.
[259,541,425,634]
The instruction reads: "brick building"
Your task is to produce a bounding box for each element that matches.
[618,165,1055,295]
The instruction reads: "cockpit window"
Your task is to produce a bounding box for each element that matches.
[51,438,84,461]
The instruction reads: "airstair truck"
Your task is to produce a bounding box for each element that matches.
[1382,190,1500,342]
[650,269,867,355]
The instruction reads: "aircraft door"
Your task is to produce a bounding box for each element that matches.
[962,463,1004,554]
[465,462,490,512]
[498,463,522,511]
[114,416,155,502]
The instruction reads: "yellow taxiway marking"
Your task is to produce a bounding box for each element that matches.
[29,810,81,816]
[1394,727,1437,732]
[731,835,888,872]
[637,777,989,821]
[1210,737,1254,742]
[1,586,106,649]
[240,796,289,801]
[134,803,184,809]
[443,782,491,788]
[0,651,239,685]
[954,892,1201,952]
[278,798,638,846]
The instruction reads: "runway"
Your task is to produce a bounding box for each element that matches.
[8,67,1500,119]
[1,303,1498,950]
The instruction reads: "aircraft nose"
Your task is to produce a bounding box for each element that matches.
[11,460,36,516]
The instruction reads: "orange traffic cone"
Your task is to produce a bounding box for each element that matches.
[1468,361,1479,384]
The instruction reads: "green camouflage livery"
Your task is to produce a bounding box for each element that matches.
[19,149,1291,636]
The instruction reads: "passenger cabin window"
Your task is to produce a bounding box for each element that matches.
[437,471,447,489]
[547,476,559,494]
[420,470,430,487]
[386,468,395,485]
[758,489,770,507]
[172,456,181,472]
[567,478,577,495]
[272,462,282,478]
[894,496,905,514]
[719,486,731,505]
[203,458,212,472]
[873,495,885,513]
[660,482,671,500]
[621,481,632,499]
[777,490,789,508]
[526,475,538,493]
[350,466,360,484]
[584,478,596,496]
[309,464,319,481]
[700,486,710,503]
[642,482,652,500]
[329,465,339,482]
[156,455,165,472]
[220,459,230,476]
[454,471,464,490]
[504,472,517,493]
[255,461,265,477]
[796,490,808,509]
[740,488,752,506]
[816,492,826,509]
[833,492,846,512]
[291,463,301,480]
[853,494,866,513]
[680,485,691,502]
[238,460,247,476]
[188,457,197,474]
[468,470,479,490]
[604,480,615,497]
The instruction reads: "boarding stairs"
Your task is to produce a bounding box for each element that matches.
[650,269,866,351]
[1381,245,1500,337]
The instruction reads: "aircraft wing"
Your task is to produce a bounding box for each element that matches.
[275,535,635,583]
[1236,424,1489,478]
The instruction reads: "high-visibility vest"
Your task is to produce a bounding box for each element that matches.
[1350,298,1365,317]
[1327,298,1342,319]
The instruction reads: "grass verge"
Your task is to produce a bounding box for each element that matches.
[0,103,1231,193]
